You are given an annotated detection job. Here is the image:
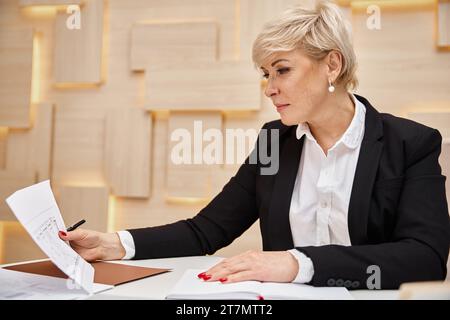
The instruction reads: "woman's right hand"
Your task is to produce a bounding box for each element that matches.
[58,228,126,262]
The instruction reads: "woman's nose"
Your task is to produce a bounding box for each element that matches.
[264,79,279,97]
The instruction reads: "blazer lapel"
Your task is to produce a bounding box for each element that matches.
[267,128,304,250]
[348,95,384,245]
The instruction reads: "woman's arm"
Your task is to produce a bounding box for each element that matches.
[127,124,272,260]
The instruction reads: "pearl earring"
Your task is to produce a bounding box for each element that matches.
[328,80,335,93]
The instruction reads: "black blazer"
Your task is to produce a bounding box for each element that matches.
[129,94,450,289]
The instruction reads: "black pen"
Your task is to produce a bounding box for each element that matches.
[67,219,86,232]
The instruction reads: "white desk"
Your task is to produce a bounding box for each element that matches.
[2,256,399,300]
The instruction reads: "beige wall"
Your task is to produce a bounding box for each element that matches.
[0,0,449,265]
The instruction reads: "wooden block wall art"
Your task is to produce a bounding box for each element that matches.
[6,103,54,181]
[146,61,260,111]
[58,185,109,232]
[107,0,236,61]
[335,0,351,7]
[339,0,435,11]
[167,112,222,200]
[0,128,7,170]
[0,222,3,263]
[130,21,218,72]
[52,105,106,186]
[239,0,303,60]
[1,221,46,265]
[19,0,83,6]
[0,171,36,221]
[408,112,450,138]
[0,26,34,128]
[437,0,450,50]
[352,6,450,115]
[54,0,104,85]
[104,108,151,198]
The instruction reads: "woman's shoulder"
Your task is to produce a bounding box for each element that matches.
[356,94,441,143]
[378,112,443,167]
[379,112,442,143]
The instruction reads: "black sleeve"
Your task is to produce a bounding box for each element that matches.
[295,129,450,289]
[127,124,266,260]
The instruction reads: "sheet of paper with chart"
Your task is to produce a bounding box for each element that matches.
[0,268,112,300]
[5,180,94,294]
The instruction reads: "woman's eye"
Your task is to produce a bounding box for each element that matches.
[262,68,289,79]
[277,67,290,74]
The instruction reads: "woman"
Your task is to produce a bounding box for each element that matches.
[59,0,449,289]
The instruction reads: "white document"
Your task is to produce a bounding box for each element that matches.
[166,269,354,300]
[0,269,112,300]
[5,180,94,294]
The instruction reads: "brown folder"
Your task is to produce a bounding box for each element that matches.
[4,260,170,286]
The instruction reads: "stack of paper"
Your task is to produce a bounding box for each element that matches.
[0,268,112,300]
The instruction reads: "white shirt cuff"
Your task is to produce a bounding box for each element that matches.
[288,249,314,284]
[117,230,136,260]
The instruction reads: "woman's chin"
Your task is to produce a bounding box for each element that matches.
[279,116,298,126]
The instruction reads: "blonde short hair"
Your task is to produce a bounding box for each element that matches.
[252,0,358,91]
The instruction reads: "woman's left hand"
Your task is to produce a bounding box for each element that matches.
[199,250,299,284]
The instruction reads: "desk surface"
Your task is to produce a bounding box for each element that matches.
[2,256,399,300]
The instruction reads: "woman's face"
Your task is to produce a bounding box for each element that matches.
[261,49,330,126]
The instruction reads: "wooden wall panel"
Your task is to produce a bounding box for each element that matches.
[352,6,450,115]
[112,0,236,61]
[1,221,46,265]
[0,26,33,128]
[54,0,104,85]
[30,103,54,180]
[52,106,106,186]
[438,0,450,49]
[130,21,218,72]
[0,222,3,263]
[19,0,83,6]
[104,108,151,198]
[167,112,222,199]
[0,171,36,221]
[239,0,302,61]
[347,0,435,11]
[146,61,260,111]
[6,103,54,181]
[58,185,109,233]
[0,128,7,169]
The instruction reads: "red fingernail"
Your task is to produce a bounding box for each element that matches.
[258,295,265,300]
[197,272,206,279]
[202,275,211,281]
[219,277,228,283]
[59,231,67,237]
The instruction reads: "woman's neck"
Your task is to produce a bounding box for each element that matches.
[307,89,355,155]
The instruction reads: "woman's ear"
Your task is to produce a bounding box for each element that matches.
[326,50,343,82]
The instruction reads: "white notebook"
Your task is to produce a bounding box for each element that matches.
[166,269,354,300]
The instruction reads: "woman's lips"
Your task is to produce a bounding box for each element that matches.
[275,104,289,112]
